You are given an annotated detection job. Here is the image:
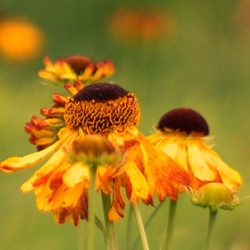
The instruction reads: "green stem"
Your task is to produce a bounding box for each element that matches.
[164,200,177,250]
[101,192,118,250]
[87,170,96,250]
[133,204,149,250]
[132,202,165,249]
[204,209,218,250]
[127,204,133,250]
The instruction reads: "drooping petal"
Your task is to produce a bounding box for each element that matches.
[63,163,89,188]
[187,139,216,181]
[96,166,117,194]
[200,145,242,190]
[0,138,64,172]
[162,136,189,172]
[109,176,125,221]
[148,133,189,172]
[123,161,151,204]
[52,188,88,226]
[20,144,68,192]
[50,182,85,209]
[20,130,78,192]
[139,133,190,200]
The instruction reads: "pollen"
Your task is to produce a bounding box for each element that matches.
[64,83,140,133]
[157,108,209,136]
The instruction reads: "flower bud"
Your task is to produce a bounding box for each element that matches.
[191,182,240,211]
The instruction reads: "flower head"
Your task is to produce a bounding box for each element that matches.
[0,83,189,224]
[38,55,115,84]
[148,108,242,190]
[191,182,240,211]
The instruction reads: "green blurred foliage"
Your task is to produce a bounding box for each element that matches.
[0,0,249,249]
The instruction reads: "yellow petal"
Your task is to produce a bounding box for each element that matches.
[50,182,85,209]
[147,132,162,145]
[187,139,216,181]
[187,138,243,190]
[0,138,63,172]
[20,144,71,193]
[38,70,58,82]
[203,148,243,190]
[162,137,189,172]
[63,163,89,188]
[124,161,150,204]
[21,134,77,192]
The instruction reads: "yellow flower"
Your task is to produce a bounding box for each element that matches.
[0,83,189,224]
[0,17,44,61]
[148,108,242,191]
[38,55,115,84]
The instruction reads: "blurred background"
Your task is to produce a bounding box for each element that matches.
[0,0,249,249]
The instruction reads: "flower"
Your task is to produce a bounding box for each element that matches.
[26,56,115,151]
[148,108,242,191]
[0,83,189,224]
[108,7,177,43]
[191,182,240,211]
[38,55,115,84]
[0,17,44,61]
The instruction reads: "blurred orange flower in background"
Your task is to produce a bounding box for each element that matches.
[0,17,45,61]
[108,6,177,43]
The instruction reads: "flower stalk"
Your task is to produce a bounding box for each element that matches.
[204,209,218,250]
[87,168,97,250]
[101,192,118,250]
[133,204,149,250]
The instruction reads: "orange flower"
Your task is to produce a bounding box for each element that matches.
[26,56,115,151]
[0,17,44,61]
[38,55,115,84]
[0,83,189,224]
[148,108,242,191]
[108,7,177,43]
